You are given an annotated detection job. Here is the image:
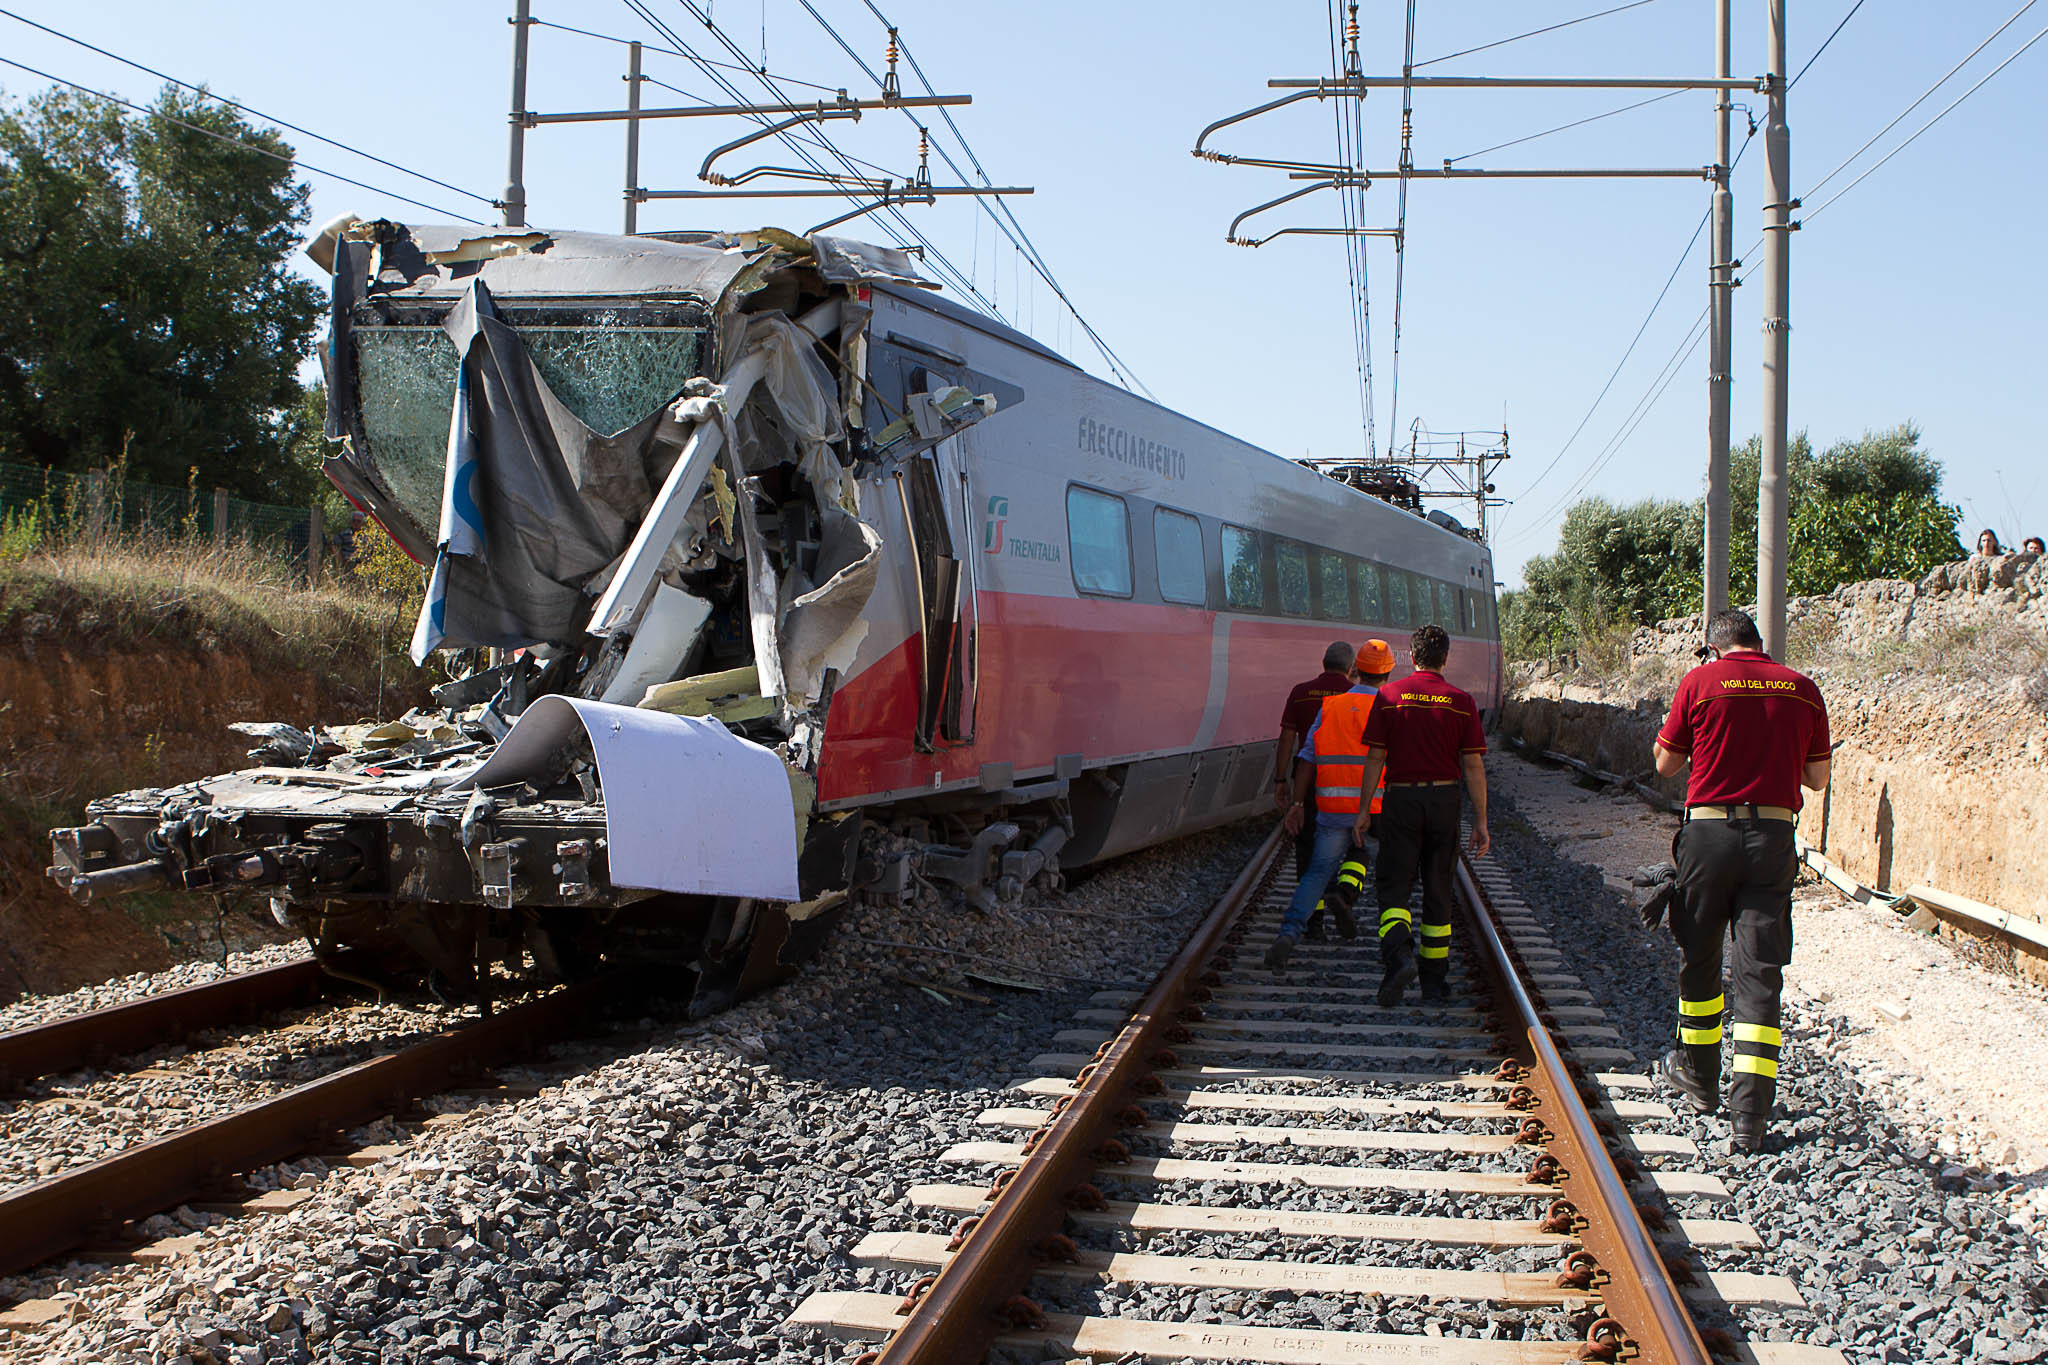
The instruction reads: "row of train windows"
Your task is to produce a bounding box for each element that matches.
[1066,485,1493,635]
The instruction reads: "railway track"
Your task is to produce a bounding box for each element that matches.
[0,956,338,1092]
[791,826,1847,1364]
[0,967,632,1280]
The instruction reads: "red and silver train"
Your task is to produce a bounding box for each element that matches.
[49,223,1498,1010]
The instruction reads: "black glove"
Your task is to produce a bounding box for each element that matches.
[1638,881,1676,932]
[1631,861,1678,931]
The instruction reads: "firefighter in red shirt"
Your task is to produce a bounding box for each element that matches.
[1651,609,1832,1155]
[1350,625,1490,1007]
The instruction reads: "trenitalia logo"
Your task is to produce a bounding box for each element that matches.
[983,495,1008,554]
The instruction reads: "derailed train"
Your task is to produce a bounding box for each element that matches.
[48,221,1500,1011]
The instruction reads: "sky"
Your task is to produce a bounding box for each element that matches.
[3,1,2044,585]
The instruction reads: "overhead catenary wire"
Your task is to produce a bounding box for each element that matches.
[657,0,1008,320]
[1531,0,2048,523]
[1445,89,1685,166]
[1495,113,1762,544]
[620,0,989,309]
[0,5,498,209]
[0,56,492,225]
[1803,18,2048,221]
[527,14,844,93]
[1800,0,2041,203]
[1513,0,2045,542]
[616,0,998,317]
[1414,0,1663,69]
[1789,0,1868,89]
[1327,0,1375,455]
[1384,0,1418,461]
[801,0,1154,396]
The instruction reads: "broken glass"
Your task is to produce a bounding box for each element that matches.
[352,324,707,534]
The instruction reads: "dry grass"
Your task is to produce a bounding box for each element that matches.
[1810,617,2048,710]
[0,530,422,687]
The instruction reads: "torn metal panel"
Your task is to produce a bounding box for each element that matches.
[458,696,800,901]
[809,233,940,289]
[596,584,712,705]
[583,297,842,644]
[779,511,881,704]
[424,230,550,265]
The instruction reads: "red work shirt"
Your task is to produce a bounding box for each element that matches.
[1656,650,1830,809]
[1280,670,1354,738]
[1362,669,1486,783]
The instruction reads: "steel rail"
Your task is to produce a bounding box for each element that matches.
[0,958,335,1090]
[873,826,1285,1364]
[1454,854,1712,1365]
[0,972,630,1276]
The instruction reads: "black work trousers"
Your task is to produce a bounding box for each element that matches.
[1670,817,1796,1121]
[1374,786,1461,980]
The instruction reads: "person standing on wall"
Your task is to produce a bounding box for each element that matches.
[1350,625,1490,1007]
[1650,608,1831,1155]
[1268,640,1396,969]
[1274,641,1357,940]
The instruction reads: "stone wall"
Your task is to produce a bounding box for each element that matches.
[1499,552,2048,969]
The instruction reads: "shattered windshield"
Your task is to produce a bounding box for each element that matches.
[352,324,706,533]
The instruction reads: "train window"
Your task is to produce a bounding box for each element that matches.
[1422,576,1444,626]
[1318,552,1350,620]
[1066,486,1132,597]
[1222,525,1263,608]
[1275,540,1310,615]
[1154,508,1207,605]
[1386,569,1411,626]
[1356,562,1383,623]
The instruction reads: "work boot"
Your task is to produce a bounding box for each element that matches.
[1264,933,1298,971]
[1656,1050,1719,1116]
[1376,928,1416,1007]
[1330,898,1357,941]
[1727,1112,1773,1155]
[1304,909,1328,942]
[1418,974,1450,1004]
[1326,860,1366,940]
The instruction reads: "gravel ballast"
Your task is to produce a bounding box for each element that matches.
[0,820,1270,1364]
[7,758,2043,1365]
[1484,756,2048,1365]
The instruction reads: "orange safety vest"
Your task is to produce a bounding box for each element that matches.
[1311,691,1385,816]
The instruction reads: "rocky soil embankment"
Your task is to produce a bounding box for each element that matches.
[1501,552,2048,968]
[0,557,427,1001]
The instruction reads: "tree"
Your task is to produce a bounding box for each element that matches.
[1506,421,1964,660]
[0,85,324,500]
[1499,496,1702,659]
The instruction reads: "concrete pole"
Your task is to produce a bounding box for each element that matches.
[624,42,643,235]
[308,502,324,583]
[1704,0,1734,628]
[503,0,532,228]
[212,487,229,549]
[1757,0,1792,655]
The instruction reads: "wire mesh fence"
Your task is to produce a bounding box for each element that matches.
[0,460,331,575]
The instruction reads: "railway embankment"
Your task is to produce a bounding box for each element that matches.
[1499,551,2048,975]
[0,546,427,1002]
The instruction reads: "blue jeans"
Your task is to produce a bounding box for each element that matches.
[1281,823,1357,939]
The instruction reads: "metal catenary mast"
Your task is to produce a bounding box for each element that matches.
[1194,3,1791,642]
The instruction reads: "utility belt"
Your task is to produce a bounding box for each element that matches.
[1385,779,1460,789]
[1686,803,1794,823]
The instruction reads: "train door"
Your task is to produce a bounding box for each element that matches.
[896,370,979,750]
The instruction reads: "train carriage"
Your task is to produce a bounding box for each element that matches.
[48,222,1497,1011]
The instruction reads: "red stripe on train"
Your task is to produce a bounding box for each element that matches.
[818,592,1500,805]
